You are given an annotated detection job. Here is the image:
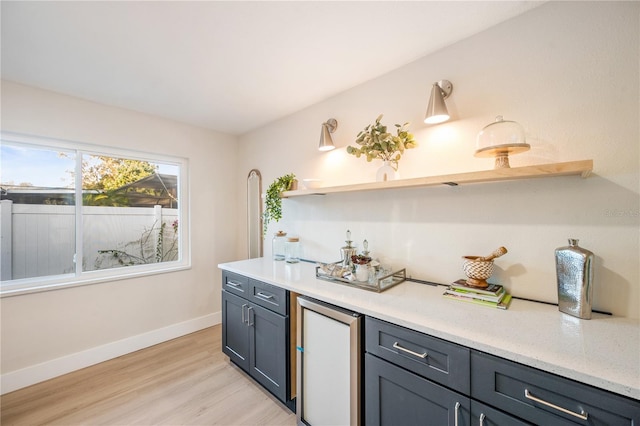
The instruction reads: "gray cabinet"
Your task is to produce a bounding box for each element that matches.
[365,316,476,426]
[222,289,250,370]
[365,315,470,394]
[471,351,640,425]
[247,301,287,401]
[221,271,293,410]
[365,316,640,426]
[220,268,638,423]
[366,352,470,426]
[365,317,533,426]
[223,270,250,297]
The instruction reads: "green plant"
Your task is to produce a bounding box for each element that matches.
[346,114,417,170]
[263,173,296,237]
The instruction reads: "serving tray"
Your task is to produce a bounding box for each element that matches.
[315,266,406,293]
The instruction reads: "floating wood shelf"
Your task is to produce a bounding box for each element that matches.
[282,160,593,198]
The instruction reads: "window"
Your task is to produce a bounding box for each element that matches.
[0,132,189,296]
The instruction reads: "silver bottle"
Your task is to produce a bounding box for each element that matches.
[555,239,594,319]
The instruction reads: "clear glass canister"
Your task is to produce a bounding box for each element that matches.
[272,231,287,261]
[285,237,300,263]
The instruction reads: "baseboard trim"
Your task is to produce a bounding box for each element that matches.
[1,311,221,395]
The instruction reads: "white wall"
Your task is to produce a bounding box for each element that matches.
[238,2,640,319]
[0,81,238,392]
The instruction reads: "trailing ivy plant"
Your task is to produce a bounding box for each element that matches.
[263,173,296,237]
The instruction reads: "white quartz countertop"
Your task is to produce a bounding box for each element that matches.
[219,258,640,401]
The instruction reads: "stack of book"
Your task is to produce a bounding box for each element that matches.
[443,279,512,310]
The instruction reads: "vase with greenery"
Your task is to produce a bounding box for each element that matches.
[263,173,296,237]
[346,114,417,180]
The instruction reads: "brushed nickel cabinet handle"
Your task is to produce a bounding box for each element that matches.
[524,389,588,421]
[392,342,428,359]
[241,304,248,324]
[227,280,243,289]
[454,401,461,426]
[479,413,486,426]
[247,307,254,326]
[256,291,274,300]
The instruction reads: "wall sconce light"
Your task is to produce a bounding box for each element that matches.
[318,118,338,151]
[424,80,453,124]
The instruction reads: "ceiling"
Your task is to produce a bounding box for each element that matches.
[1,1,544,135]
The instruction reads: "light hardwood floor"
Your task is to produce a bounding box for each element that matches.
[1,325,297,426]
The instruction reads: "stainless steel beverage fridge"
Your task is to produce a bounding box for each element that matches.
[296,296,362,426]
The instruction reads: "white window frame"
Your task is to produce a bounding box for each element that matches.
[0,131,191,297]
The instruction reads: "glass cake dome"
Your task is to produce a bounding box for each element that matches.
[475,115,530,169]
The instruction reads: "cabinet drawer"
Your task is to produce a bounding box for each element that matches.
[223,271,249,297]
[365,353,470,426]
[471,351,640,425]
[365,316,470,394]
[249,279,287,315]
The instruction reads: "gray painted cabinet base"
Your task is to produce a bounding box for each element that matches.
[222,289,250,370]
[248,300,287,401]
[221,271,292,409]
[471,351,640,425]
[365,353,470,426]
[222,270,639,424]
[364,316,639,425]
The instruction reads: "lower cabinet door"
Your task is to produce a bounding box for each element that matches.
[221,290,250,371]
[471,401,531,426]
[248,302,287,402]
[365,353,470,426]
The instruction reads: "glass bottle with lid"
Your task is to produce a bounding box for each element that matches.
[340,230,357,268]
[272,231,287,261]
[285,237,300,263]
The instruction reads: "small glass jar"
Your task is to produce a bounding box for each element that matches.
[285,237,300,263]
[272,231,287,261]
[355,264,369,282]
